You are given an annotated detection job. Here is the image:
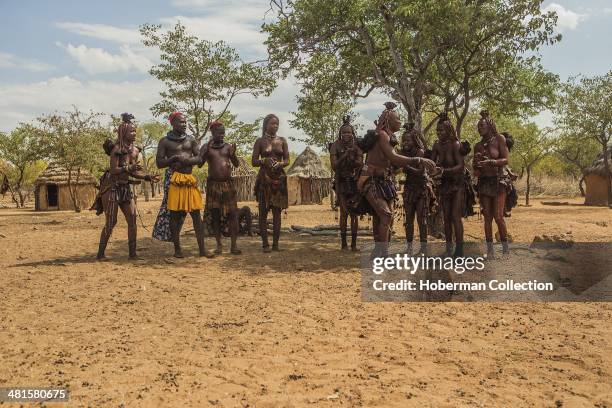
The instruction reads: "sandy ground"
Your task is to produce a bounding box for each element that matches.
[0,197,611,407]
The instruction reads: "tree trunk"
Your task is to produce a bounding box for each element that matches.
[379,6,422,129]
[142,152,150,202]
[15,168,25,208]
[525,167,531,206]
[10,191,19,208]
[67,168,82,212]
[602,145,612,206]
[143,182,149,201]
[578,175,585,197]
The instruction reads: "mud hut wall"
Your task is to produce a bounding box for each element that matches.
[287,176,301,206]
[36,183,96,211]
[584,174,608,206]
[34,185,41,210]
[231,175,256,202]
[60,184,97,210]
[310,178,331,204]
[35,184,49,211]
[303,178,330,204]
[300,178,313,204]
[287,176,331,205]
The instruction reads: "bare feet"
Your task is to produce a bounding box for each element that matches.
[230,248,242,255]
[200,250,215,259]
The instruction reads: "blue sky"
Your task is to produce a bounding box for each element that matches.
[1,0,611,152]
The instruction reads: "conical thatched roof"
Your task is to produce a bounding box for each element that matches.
[287,146,331,179]
[231,156,256,177]
[35,163,97,186]
[584,150,612,177]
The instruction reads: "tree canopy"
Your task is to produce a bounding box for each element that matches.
[36,107,110,212]
[555,71,612,204]
[140,22,277,141]
[264,0,559,136]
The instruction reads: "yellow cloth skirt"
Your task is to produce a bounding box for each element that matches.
[167,172,203,212]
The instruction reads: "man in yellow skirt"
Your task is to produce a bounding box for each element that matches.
[155,112,213,258]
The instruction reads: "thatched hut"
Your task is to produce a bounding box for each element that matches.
[230,156,256,202]
[583,151,611,206]
[286,146,332,205]
[34,164,97,211]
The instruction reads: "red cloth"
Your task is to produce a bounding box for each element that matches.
[209,120,223,130]
[168,111,182,124]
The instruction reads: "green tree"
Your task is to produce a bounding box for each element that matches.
[288,53,357,149]
[0,124,48,207]
[137,121,168,201]
[140,22,276,141]
[500,118,553,205]
[264,0,558,133]
[426,1,559,137]
[37,107,111,212]
[210,112,261,156]
[556,71,612,204]
[553,132,600,195]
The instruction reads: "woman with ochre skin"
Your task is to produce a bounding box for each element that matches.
[251,114,290,252]
[473,110,510,257]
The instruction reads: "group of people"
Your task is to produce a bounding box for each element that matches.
[93,103,514,261]
[330,104,514,259]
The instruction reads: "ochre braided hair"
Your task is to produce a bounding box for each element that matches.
[338,115,356,141]
[375,102,398,133]
[117,121,135,153]
[479,110,500,139]
[436,111,458,141]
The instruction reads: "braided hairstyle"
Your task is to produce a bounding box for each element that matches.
[402,121,426,152]
[375,102,398,134]
[338,115,356,141]
[262,113,280,137]
[114,113,136,155]
[479,110,501,139]
[436,112,458,142]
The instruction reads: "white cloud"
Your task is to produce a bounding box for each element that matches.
[543,3,588,32]
[0,76,161,131]
[57,12,267,60]
[0,52,53,72]
[55,22,141,44]
[159,15,266,56]
[59,43,152,75]
[170,0,270,20]
[0,74,386,154]
[604,8,612,14]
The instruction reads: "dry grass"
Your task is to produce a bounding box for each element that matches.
[514,174,581,198]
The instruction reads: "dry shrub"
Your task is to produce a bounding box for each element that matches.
[514,174,581,198]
